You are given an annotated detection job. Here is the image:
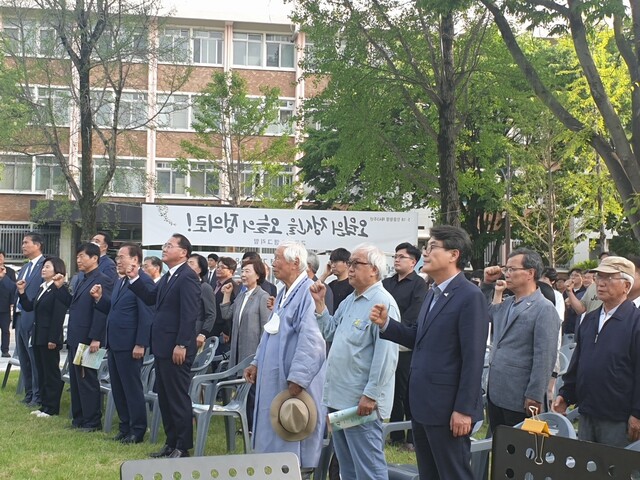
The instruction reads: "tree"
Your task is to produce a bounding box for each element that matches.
[479,0,640,240]
[0,0,190,239]
[178,70,299,208]
[292,0,492,226]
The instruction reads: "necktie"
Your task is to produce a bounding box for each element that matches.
[22,262,33,281]
[429,286,442,311]
[118,277,127,294]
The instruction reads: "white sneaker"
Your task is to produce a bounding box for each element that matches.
[30,410,41,415]
[37,412,51,418]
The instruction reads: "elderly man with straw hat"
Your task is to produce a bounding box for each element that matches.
[244,241,326,476]
[554,256,640,447]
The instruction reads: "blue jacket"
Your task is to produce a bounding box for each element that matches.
[560,300,640,422]
[95,270,153,351]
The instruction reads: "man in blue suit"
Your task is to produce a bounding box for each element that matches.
[91,243,153,444]
[127,233,200,458]
[55,242,112,431]
[13,233,47,406]
[371,226,489,480]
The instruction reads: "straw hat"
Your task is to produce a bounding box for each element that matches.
[270,389,317,442]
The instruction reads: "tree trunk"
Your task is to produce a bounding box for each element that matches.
[437,12,460,227]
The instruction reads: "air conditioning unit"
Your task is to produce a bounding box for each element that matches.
[45,189,54,200]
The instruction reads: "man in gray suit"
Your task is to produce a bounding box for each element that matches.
[484,248,560,432]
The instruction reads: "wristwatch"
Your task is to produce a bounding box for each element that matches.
[176,345,186,349]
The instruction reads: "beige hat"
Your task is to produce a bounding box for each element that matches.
[591,256,636,277]
[270,390,317,442]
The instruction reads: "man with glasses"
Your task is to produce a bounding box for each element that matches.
[212,257,238,351]
[382,242,428,450]
[483,248,560,432]
[563,268,587,334]
[371,226,489,480]
[554,256,640,447]
[311,243,399,480]
[127,234,200,457]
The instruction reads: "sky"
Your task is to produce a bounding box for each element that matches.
[162,0,294,25]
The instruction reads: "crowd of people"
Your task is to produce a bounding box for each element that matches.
[0,226,639,479]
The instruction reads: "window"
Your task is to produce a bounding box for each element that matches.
[93,158,146,195]
[266,34,294,68]
[159,28,189,63]
[266,100,295,135]
[35,156,66,192]
[157,94,190,130]
[240,163,260,197]
[156,161,186,195]
[38,26,64,57]
[91,90,113,127]
[0,155,32,191]
[36,87,71,126]
[118,92,148,128]
[233,33,262,66]
[3,18,38,55]
[190,163,220,196]
[193,30,223,65]
[264,165,294,196]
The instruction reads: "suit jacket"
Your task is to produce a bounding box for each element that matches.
[70,255,117,293]
[129,262,200,359]
[13,256,46,330]
[18,283,67,346]
[55,268,112,348]
[0,274,16,314]
[95,271,153,352]
[260,280,277,297]
[381,272,489,426]
[213,277,237,336]
[220,286,271,367]
[487,288,560,412]
[196,281,216,337]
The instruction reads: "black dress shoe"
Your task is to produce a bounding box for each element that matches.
[121,434,144,444]
[167,449,189,458]
[113,432,129,442]
[1,352,10,358]
[149,445,174,458]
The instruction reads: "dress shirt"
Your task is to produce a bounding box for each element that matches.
[316,281,399,418]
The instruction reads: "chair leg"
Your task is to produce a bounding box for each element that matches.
[194,412,212,457]
[149,399,161,443]
[1,364,11,389]
[16,369,24,394]
[225,416,236,453]
[239,412,251,453]
[104,391,115,433]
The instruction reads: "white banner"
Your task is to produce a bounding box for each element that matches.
[142,205,418,253]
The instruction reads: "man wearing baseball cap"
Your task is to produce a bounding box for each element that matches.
[554,256,640,447]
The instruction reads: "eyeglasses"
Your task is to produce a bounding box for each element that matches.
[346,260,369,268]
[393,254,412,260]
[594,274,626,283]
[216,264,230,270]
[424,244,446,254]
[501,266,532,274]
[162,243,180,250]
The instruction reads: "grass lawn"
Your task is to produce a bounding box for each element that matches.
[0,372,416,479]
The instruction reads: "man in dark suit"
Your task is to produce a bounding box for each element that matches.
[212,256,238,353]
[127,233,200,458]
[371,226,489,480]
[206,253,218,287]
[0,249,16,357]
[55,242,112,431]
[91,243,153,444]
[70,231,117,293]
[13,233,47,405]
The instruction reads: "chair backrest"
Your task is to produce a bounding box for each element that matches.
[189,354,255,404]
[191,343,217,376]
[556,351,570,376]
[559,342,576,363]
[515,412,577,439]
[120,452,302,480]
